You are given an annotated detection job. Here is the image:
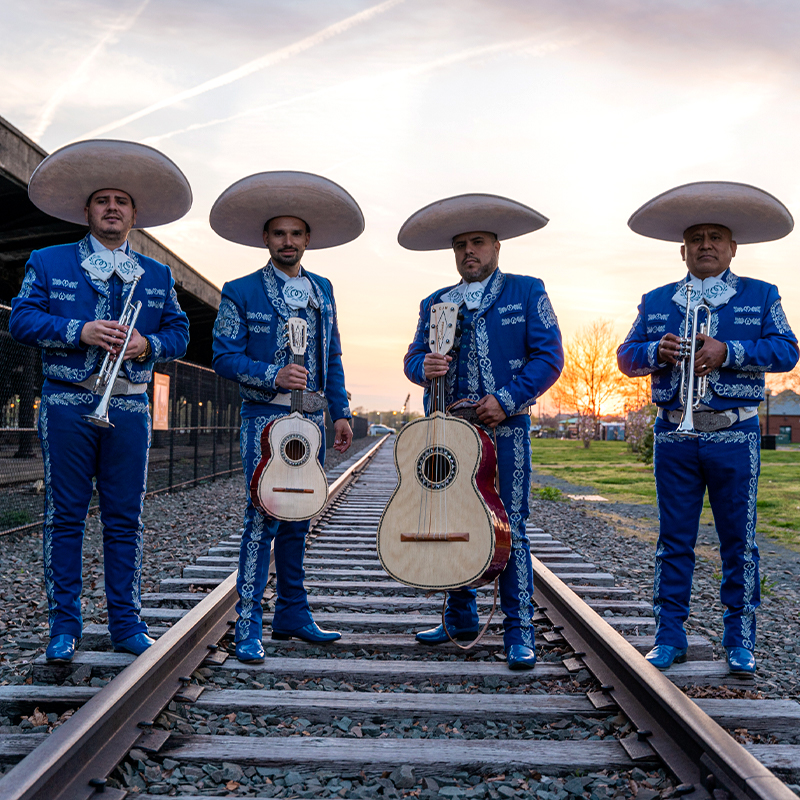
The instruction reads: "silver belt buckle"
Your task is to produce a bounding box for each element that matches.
[302,391,327,413]
[693,411,735,432]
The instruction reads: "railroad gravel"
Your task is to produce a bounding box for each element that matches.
[530,467,800,702]
[0,436,374,686]
[110,749,681,799]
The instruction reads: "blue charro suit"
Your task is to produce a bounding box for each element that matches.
[212,262,351,642]
[617,269,798,651]
[404,268,564,649]
[9,234,189,642]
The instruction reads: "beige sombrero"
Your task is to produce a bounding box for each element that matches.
[628,181,793,244]
[398,193,549,251]
[28,139,192,228]
[209,171,364,249]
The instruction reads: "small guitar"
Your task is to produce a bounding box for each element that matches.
[376,302,510,590]
[250,317,328,520]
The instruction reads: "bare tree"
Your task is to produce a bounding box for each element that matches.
[766,364,800,394]
[551,319,628,448]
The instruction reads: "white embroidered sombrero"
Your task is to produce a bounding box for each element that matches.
[628,181,794,244]
[398,193,549,251]
[209,171,364,249]
[27,139,192,228]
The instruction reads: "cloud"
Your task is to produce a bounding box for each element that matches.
[140,31,580,146]
[29,0,151,142]
[78,0,406,140]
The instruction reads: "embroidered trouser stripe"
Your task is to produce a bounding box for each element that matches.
[442,414,535,649]
[39,387,150,641]
[234,405,325,643]
[653,416,761,649]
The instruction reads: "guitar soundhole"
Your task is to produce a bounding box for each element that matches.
[416,446,457,490]
[280,434,311,466]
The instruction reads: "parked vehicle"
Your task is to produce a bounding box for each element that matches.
[368,424,396,436]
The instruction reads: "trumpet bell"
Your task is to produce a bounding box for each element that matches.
[83,411,114,428]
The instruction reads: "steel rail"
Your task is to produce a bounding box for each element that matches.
[0,435,388,800]
[531,555,795,800]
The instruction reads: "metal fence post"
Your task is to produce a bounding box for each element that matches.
[168,360,177,492]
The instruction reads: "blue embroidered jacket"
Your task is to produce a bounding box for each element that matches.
[9,235,190,384]
[212,263,351,422]
[617,270,799,410]
[404,269,564,415]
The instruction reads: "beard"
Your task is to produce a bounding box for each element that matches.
[272,248,301,268]
[457,256,497,283]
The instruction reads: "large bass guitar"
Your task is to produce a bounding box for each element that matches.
[377,302,510,590]
[250,317,328,520]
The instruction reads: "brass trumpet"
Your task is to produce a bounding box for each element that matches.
[83,275,143,428]
[674,284,712,437]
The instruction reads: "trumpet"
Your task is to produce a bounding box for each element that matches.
[674,284,712,437]
[83,275,143,428]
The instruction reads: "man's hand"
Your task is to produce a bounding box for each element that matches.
[333,418,353,453]
[657,333,683,365]
[423,353,452,379]
[81,320,128,354]
[122,330,148,361]
[693,333,727,376]
[275,363,308,390]
[475,394,507,428]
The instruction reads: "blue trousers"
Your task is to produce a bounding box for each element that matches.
[652,416,761,650]
[234,404,326,643]
[442,414,536,649]
[38,384,150,642]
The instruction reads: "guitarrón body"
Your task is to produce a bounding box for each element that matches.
[377,411,510,589]
[249,317,328,521]
[251,412,328,520]
[376,302,510,591]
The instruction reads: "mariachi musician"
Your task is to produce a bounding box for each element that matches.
[9,140,191,662]
[210,171,359,663]
[401,194,564,670]
[617,181,798,675]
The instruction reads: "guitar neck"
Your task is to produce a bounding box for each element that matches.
[290,353,304,414]
[429,375,446,414]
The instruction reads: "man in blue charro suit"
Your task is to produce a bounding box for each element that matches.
[9,140,192,662]
[400,193,564,670]
[617,182,798,675]
[210,172,360,663]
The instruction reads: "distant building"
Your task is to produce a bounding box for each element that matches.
[600,421,625,441]
[762,389,800,443]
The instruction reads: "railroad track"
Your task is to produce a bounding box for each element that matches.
[0,434,798,799]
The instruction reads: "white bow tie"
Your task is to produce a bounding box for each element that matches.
[442,281,485,311]
[672,275,736,310]
[282,276,318,310]
[81,249,142,283]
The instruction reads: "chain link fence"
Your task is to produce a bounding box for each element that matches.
[0,304,242,536]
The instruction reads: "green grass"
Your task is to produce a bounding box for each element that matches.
[530,439,800,549]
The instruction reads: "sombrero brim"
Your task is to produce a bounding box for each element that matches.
[27,139,192,228]
[209,171,364,249]
[398,193,549,251]
[628,181,793,244]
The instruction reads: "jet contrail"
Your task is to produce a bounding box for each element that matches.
[140,33,581,146]
[31,0,151,142]
[80,0,406,139]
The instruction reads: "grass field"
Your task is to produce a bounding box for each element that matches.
[529,439,800,549]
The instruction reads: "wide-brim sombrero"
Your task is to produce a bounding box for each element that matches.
[27,139,192,228]
[628,181,793,244]
[209,171,364,249]
[398,193,549,251]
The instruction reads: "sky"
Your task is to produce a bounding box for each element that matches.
[2,0,800,413]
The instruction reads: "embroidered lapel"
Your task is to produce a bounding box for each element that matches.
[262,262,291,321]
[473,269,505,319]
[77,236,110,298]
[305,270,328,385]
